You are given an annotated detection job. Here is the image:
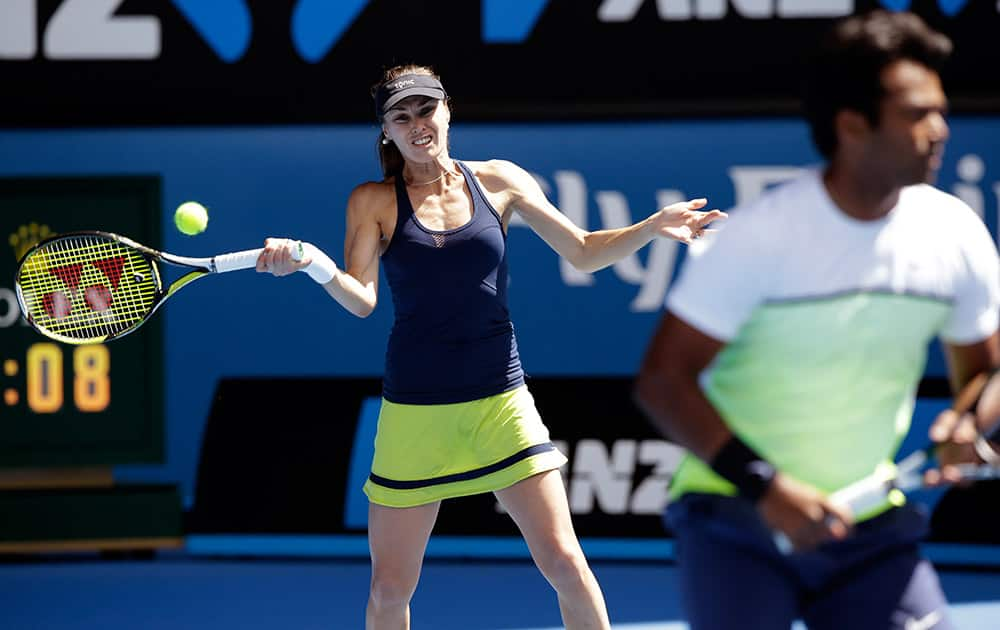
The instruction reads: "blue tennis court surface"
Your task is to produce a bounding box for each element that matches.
[2,554,998,629]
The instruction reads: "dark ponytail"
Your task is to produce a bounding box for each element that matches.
[376,132,405,179]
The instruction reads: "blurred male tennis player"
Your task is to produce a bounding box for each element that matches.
[635,10,1000,630]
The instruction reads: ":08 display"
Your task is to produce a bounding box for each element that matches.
[21,343,110,414]
[0,178,163,468]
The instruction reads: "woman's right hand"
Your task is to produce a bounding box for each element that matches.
[256,237,311,276]
[652,198,728,244]
[758,472,853,552]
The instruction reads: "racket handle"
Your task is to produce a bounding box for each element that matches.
[212,241,337,281]
[214,248,265,273]
[774,469,909,555]
[829,474,892,517]
[954,462,1000,480]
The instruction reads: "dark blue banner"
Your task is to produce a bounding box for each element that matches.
[3,1,1000,125]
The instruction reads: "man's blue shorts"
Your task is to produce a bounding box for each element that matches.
[665,494,953,630]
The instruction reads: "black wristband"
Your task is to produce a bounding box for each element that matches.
[710,436,776,503]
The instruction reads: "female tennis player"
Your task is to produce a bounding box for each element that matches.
[257,64,724,630]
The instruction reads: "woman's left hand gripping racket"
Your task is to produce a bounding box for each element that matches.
[15,231,303,345]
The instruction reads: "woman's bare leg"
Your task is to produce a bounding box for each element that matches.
[495,470,611,630]
[366,501,440,630]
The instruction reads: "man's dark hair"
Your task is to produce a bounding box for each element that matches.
[802,10,952,159]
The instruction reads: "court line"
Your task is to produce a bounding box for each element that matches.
[185,534,1000,566]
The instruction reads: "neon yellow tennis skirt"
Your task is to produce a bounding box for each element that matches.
[363,385,568,508]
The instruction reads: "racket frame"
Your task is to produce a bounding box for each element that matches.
[15,231,264,345]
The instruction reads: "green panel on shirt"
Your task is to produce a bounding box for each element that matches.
[670,291,951,520]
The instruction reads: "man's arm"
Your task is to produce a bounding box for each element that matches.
[943,334,1000,398]
[976,366,1000,441]
[633,312,729,460]
[931,334,1000,471]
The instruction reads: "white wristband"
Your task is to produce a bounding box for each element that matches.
[293,241,338,284]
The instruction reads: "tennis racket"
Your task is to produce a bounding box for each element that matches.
[828,370,999,517]
[827,445,1000,518]
[776,371,1000,553]
[15,231,302,345]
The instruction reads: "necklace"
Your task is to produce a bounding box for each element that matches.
[404,172,445,187]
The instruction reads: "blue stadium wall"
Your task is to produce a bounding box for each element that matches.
[2,120,999,524]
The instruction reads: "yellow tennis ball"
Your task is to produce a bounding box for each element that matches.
[174,201,209,235]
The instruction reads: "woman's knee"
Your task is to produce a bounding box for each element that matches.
[534,543,592,589]
[369,570,420,609]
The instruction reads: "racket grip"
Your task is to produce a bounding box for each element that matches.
[829,475,891,517]
[214,248,265,273]
[954,462,1000,480]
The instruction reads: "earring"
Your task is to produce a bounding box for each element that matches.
[381,136,391,145]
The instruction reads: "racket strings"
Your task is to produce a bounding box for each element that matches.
[17,235,158,341]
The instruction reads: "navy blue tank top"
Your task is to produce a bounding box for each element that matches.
[381,161,524,404]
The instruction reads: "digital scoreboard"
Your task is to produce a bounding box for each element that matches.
[0,177,163,468]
